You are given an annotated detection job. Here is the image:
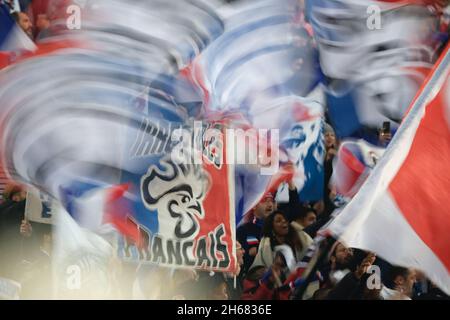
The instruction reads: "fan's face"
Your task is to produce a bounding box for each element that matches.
[254,199,275,219]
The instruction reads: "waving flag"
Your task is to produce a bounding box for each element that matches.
[53,206,115,299]
[327,43,450,295]
[0,0,235,272]
[276,98,325,202]
[195,0,318,111]
[191,0,323,220]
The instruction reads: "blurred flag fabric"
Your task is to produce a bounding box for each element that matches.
[1,0,322,275]
[331,139,385,198]
[307,0,444,142]
[0,0,241,272]
[327,43,450,295]
[59,120,238,272]
[0,276,21,299]
[0,166,9,200]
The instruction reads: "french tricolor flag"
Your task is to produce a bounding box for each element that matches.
[328,43,450,295]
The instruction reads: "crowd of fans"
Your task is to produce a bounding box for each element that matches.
[1,118,448,300]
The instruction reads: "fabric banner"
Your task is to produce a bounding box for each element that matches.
[111,117,237,272]
[327,43,450,295]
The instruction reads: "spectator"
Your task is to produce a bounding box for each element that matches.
[236,192,276,273]
[323,123,337,216]
[132,264,170,299]
[249,210,312,271]
[319,242,354,289]
[381,266,417,300]
[324,123,337,161]
[378,124,392,147]
[210,276,230,300]
[278,173,301,222]
[290,206,317,232]
[282,177,326,238]
[34,13,50,40]
[11,11,33,39]
[3,183,26,202]
[242,246,296,300]
[19,219,32,237]
[167,241,243,301]
[164,268,199,299]
[324,252,378,300]
[17,0,50,40]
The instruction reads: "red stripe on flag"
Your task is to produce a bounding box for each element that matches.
[16,39,84,63]
[403,43,450,120]
[181,58,210,109]
[389,73,450,271]
[0,52,13,69]
[377,0,446,11]
[265,162,295,196]
[333,145,369,197]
